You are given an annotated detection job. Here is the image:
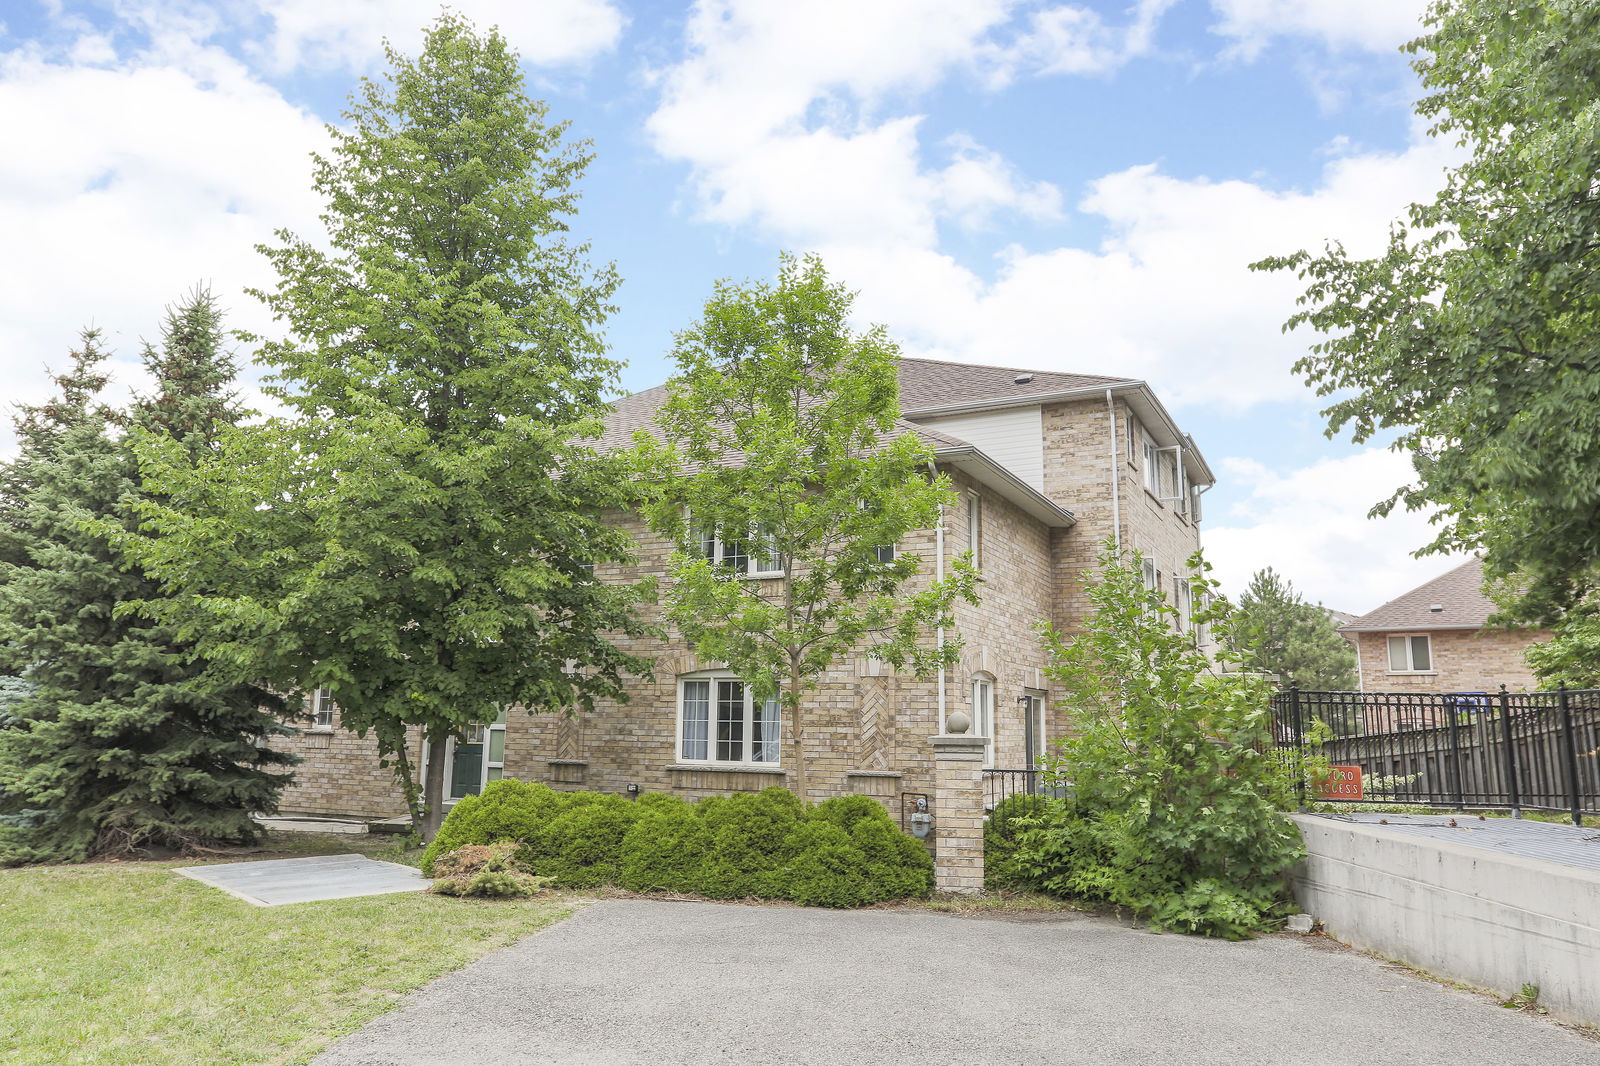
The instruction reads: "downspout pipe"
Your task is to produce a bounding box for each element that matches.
[1106,389,1121,551]
[929,460,947,733]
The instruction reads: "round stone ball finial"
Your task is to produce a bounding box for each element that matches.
[944,710,972,735]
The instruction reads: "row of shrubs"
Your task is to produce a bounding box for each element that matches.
[420,779,934,908]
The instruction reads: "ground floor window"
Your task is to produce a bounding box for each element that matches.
[1387,634,1433,673]
[679,674,781,765]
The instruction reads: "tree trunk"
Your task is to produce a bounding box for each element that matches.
[420,732,450,842]
[390,740,425,837]
[788,660,807,805]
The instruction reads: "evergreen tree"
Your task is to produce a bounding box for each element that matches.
[126,16,652,840]
[1229,568,1358,690]
[0,299,294,865]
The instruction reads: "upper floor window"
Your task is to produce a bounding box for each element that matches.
[967,493,982,571]
[971,674,995,769]
[1176,579,1192,632]
[697,527,783,578]
[303,688,335,730]
[678,674,781,765]
[1387,634,1433,673]
[873,543,897,565]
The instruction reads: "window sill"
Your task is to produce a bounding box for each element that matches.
[666,763,787,775]
[304,727,335,735]
[1385,671,1438,676]
[1143,488,1165,507]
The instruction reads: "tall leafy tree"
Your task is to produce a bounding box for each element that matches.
[1253,0,1600,678]
[128,16,651,839]
[1230,568,1358,690]
[0,302,293,865]
[643,254,979,802]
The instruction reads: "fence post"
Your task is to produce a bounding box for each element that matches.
[1289,680,1307,809]
[1558,684,1582,826]
[1498,685,1520,819]
[1446,695,1466,810]
[930,716,987,895]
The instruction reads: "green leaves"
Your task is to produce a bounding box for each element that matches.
[1018,545,1302,938]
[644,254,979,796]
[120,14,652,834]
[1230,568,1358,690]
[1253,0,1600,666]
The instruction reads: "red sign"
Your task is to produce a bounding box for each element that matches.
[1315,765,1364,800]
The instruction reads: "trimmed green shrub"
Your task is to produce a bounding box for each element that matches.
[697,788,806,899]
[983,793,1050,891]
[532,795,641,888]
[618,805,713,894]
[430,842,550,899]
[421,781,931,907]
[778,821,880,908]
[420,778,567,875]
[809,794,888,834]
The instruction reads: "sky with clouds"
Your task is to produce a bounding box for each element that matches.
[0,0,1469,614]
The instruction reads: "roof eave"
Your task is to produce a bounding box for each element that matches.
[932,445,1076,528]
[1339,623,1494,633]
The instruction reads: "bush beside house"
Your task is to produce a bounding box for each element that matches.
[421,780,932,908]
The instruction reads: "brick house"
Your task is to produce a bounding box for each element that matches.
[1339,558,1550,696]
[273,358,1211,819]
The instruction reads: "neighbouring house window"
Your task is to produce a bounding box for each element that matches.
[1190,484,1204,523]
[967,493,982,570]
[1143,438,1159,492]
[1387,634,1433,673]
[873,543,897,564]
[1176,579,1192,632]
[971,674,996,769]
[1125,416,1139,463]
[678,674,781,765]
[1141,556,1158,594]
[697,526,783,578]
[303,688,335,730]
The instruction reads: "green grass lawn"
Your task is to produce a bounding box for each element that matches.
[0,833,572,1066]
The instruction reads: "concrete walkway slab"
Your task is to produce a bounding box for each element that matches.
[1335,812,1600,872]
[175,854,429,906]
[311,900,1599,1066]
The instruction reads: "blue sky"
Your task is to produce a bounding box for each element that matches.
[0,0,1466,611]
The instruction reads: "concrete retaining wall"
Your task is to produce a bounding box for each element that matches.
[1292,814,1600,1026]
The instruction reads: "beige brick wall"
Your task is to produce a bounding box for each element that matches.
[1350,628,1550,694]
[270,395,1212,819]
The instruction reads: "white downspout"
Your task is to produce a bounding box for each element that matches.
[1105,389,1121,550]
[930,460,947,732]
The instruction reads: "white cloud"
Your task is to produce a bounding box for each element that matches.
[0,31,328,447]
[982,0,1175,85]
[1207,0,1432,58]
[248,0,625,73]
[1203,448,1468,614]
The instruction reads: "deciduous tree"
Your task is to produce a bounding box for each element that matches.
[1253,0,1600,679]
[127,16,651,840]
[643,254,978,802]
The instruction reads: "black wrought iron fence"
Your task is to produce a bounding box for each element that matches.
[1271,683,1600,822]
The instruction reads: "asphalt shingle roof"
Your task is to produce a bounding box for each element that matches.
[1341,558,1497,631]
[593,357,1131,451]
[896,357,1132,412]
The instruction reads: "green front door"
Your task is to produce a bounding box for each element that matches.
[449,729,486,799]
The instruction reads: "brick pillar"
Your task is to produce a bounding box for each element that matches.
[930,730,987,894]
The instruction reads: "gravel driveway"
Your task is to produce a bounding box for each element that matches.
[313,899,1596,1066]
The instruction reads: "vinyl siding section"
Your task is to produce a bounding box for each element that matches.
[917,406,1045,490]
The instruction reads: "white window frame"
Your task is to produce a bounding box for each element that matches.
[304,688,335,730]
[1142,438,1159,492]
[1386,633,1435,674]
[971,674,996,769]
[697,525,784,579]
[1176,578,1192,632]
[676,673,782,766]
[967,493,982,571]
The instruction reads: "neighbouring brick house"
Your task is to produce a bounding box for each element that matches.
[274,358,1212,820]
[1339,558,1550,700]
